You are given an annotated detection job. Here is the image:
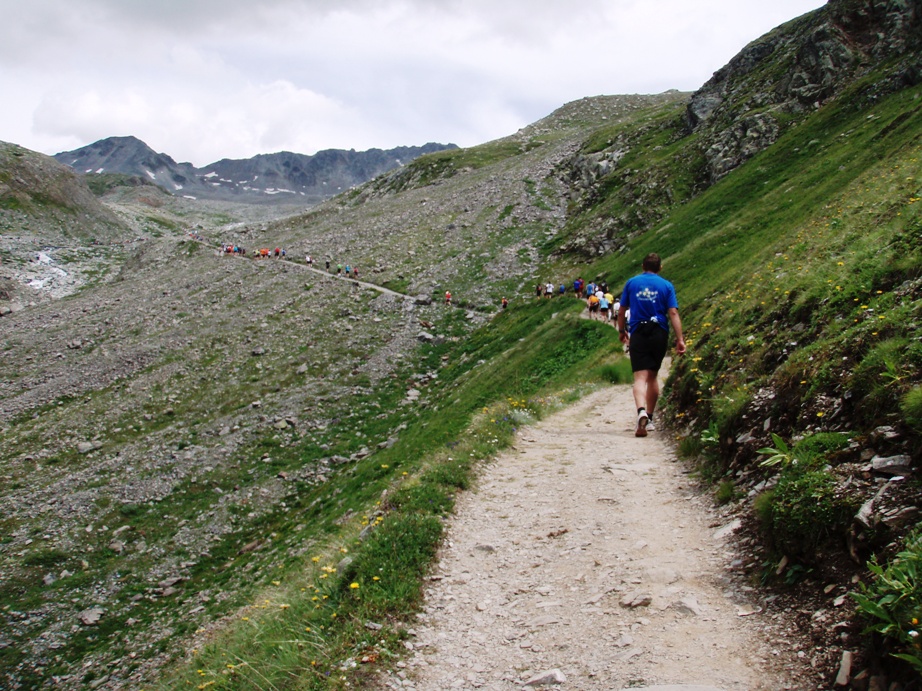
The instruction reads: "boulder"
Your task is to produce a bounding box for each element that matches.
[871,454,912,476]
[524,669,566,686]
[78,607,105,626]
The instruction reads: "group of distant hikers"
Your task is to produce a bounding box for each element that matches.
[215,232,685,439]
[534,277,620,323]
[213,238,370,288]
[220,244,290,259]
[329,261,360,279]
[533,254,686,438]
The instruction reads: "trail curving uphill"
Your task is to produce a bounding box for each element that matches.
[211,245,432,302]
[299,263,413,300]
[380,375,801,690]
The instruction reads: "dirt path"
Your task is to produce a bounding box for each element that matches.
[299,263,413,300]
[213,249,427,301]
[381,377,799,691]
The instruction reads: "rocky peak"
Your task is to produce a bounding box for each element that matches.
[687,0,922,181]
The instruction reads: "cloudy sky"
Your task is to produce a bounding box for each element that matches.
[2,0,825,167]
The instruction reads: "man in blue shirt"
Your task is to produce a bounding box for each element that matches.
[617,253,686,437]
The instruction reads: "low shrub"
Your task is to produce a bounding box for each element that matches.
[792,431,851,462]
[903,386,922,432]
[677,434,703,458]
[759,431,851,469]
[22,548,70,568]
[716,480,738,505]
[753,490,775,525]
[341,514,443,613]
[853,526,922,675]
[425,459,472,490]
[597,359,633,385]
[388,481,455,516]
[712,388,751,448]
[766,468,857,557]
[850,338,911,426]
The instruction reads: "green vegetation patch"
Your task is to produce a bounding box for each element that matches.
[854,527,922,677]
[160,296,628,688]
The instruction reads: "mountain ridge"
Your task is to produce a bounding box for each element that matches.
[54,136,458,205]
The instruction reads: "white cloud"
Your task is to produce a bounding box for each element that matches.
[31,79,364,165]
[0,0,827,165]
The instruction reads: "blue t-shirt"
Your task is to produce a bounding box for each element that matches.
[620,272,678,334]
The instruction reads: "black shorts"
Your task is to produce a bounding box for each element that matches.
[629,322,669,373]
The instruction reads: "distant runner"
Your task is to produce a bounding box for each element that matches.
[587,291,600,317]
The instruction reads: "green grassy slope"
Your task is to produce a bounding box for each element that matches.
[586,73,921,445]
[158,300,627,690]
[552,70,922,680]
[157,72,922,690]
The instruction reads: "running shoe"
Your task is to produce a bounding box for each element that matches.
[635,411,648,437]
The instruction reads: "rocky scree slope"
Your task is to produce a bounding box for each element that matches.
[0,147,304,314]
[0,142,135,309]
[253,92,688,309]
[0,91,739,689]
[0,233,462,688]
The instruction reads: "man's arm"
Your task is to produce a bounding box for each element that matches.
[668,307,686,355]
[617,305,629,345]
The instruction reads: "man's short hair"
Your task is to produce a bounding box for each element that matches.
[642,253,662,273]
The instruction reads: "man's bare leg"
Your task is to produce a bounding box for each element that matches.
[632,370,657,437]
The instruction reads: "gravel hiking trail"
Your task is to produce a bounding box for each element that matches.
[379,373,802,691]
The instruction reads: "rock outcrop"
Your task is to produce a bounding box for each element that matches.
[688,0,922,181]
